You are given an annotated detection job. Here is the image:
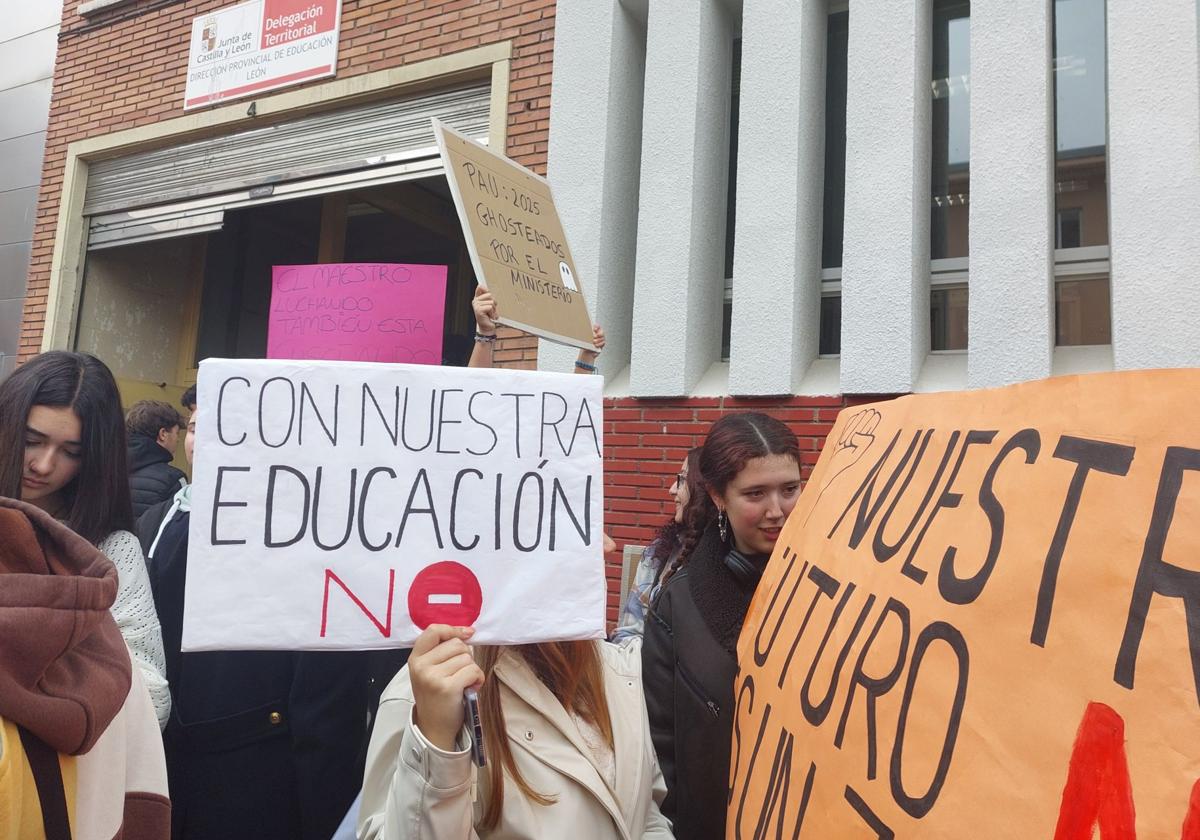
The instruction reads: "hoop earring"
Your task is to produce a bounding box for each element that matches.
[718,509,728,542]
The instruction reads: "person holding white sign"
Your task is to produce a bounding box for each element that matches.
[358,625,674,838]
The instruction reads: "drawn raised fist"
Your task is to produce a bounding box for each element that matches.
[805,407,883,523]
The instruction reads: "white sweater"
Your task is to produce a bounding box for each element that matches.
[100,530,171,729]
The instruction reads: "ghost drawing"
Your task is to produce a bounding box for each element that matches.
[559,261,578,292]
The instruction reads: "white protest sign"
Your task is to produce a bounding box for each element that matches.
[182,358,605,651]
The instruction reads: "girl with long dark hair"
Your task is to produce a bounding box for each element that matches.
[0,351,170,727]
[359,623,673,838]
[611,447,702,644]
[641,412,801,840]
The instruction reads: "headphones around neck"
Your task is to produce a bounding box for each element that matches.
[724,547,766,589]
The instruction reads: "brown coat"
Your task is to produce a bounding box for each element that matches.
[0,497,170,840]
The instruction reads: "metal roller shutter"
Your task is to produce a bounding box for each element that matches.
[86,82,490,249]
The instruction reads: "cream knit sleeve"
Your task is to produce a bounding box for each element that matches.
[100,530,171,730]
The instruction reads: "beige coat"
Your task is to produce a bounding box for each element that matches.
[358,640,674,840]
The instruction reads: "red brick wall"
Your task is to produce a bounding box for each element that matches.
[21,0,556,364]
[600,394,886,626]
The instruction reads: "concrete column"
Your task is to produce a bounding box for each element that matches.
[728,0,827,395]
[967,0,1054,388]
[1108,0,1200,368]
[840,0,931,394]
[542,0,647,377]
[629,0,735,396]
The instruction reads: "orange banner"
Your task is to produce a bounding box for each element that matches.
[731,370,1200,838]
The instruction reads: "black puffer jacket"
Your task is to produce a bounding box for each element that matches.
[127,433,186,519]
[642,522,769,840]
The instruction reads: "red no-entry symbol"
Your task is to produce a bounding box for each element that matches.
[407,561,484,629]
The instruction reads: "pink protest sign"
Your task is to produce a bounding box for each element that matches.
[267,263,448,364]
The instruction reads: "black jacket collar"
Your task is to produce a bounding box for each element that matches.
[685,523,769,657]
[128,432,172,472]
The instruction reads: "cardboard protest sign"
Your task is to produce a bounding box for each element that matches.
[266,263,447,364]
[730,370,1200,839]
[183,358,605,651]
[433,120,595,350]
